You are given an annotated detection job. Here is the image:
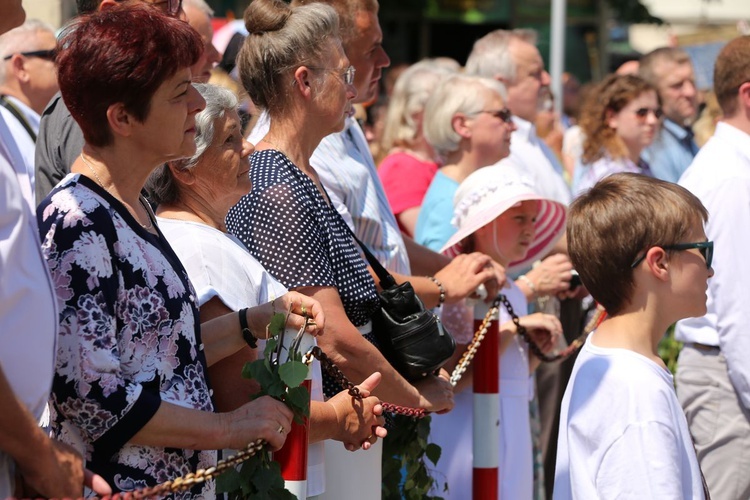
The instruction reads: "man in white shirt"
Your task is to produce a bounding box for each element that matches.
[677,35,750,500]
[0,3,110,498]
[465,29,571,205]
[0,19,58,203]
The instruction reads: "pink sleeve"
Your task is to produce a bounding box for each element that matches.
[378,153,438,215]
[441,299,475,345]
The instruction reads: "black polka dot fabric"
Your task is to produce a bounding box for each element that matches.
[227,148,380,330]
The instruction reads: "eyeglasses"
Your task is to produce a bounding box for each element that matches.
[116,0,182,17]
[634,107,664,121]
[477,108,514,125]
[308,65,356,86]
[3,49,56,61]
[630,240,714,269]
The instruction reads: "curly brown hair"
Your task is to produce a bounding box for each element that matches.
[579,74,656,164]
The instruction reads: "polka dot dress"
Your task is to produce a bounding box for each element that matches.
[227,149,381,396]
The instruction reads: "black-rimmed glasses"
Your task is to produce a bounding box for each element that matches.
[3,49,56,61]
[631,241,714,269]
[477,108,514,125]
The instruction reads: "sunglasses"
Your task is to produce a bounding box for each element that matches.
[478,108,514,125]
[308,65,356,86]
[3,49,56,61]
[631,240,714,269]
[634,107,664,121]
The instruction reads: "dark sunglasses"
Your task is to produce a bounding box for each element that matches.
[631,240,714,269]
[634,107,664,120]
[478,108,514,125]
[3,49,56,61]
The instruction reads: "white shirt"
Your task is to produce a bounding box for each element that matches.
[249,113,411,274]
[157,217,326,497]
[0,114,57,497]
[497,117,572,205]
[0,96,39,204]
[554,336,705,500]
[677,121,750,409]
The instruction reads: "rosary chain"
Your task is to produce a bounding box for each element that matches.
[310,346,427,418]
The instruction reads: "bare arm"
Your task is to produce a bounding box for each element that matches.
[0,365,110,498]
[397,208,420,238]
[296,285,454,412]
[129,395,293,452]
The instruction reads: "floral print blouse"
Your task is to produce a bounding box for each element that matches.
[37,174,215,498]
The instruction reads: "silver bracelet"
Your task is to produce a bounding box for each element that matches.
[517,274,537,297]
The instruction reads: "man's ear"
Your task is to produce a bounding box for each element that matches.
[738,82,750,114]
[645,246,669,281]
[9,54,29,83]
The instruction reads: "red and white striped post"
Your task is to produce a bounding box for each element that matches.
[473,300,500,500]
[275,329,315,498]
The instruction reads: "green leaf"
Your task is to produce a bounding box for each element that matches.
[285,385,311,416]
[216,467,242,493]
[268,312,286,336]
[247,359,277,388]
[266,379,286,399]
[425,443,441,465]
[278,360,308,388]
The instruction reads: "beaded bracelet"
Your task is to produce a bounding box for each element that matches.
[428,276,446,305]
[517,274,537,298]
[238,307,258,348]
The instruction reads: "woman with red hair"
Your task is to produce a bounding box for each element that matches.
[36,4,317,496]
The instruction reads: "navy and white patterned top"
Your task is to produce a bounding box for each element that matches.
[227,150,380,395]
[37,174,215,498]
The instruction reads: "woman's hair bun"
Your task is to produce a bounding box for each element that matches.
[244,0,292,35]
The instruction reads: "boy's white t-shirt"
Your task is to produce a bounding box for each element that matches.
[553,334,705,500]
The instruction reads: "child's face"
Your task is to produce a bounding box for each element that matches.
[669,223,714,319]
[475,200,539,266]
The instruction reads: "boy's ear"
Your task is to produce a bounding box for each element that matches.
[644,246,669,281]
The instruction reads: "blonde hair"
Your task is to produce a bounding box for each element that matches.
[380,59,457,152]
[423,74,507,160]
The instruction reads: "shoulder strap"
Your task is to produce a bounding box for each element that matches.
[0,95,36,142]
[319,183,397,289]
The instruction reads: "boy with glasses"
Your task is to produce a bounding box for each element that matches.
[554,172,711,500]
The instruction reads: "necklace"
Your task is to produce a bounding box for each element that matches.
[79,153,153,230]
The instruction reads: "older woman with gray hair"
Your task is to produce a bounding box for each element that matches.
[377,59,458,236]
[414,74,516,251]
[148,83,386,498]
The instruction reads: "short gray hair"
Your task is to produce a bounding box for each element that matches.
[465,29,537,82]
[147,83,238,205]
[423,74,508,159]
[380,59,458,152]
[238,0,339,114]
[0,20,56,84]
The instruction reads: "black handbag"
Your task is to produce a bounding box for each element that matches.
[347,229,457,381]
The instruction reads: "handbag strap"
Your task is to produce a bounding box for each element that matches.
[320,184,397,289]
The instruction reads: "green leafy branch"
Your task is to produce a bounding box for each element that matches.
[217,311,312,499]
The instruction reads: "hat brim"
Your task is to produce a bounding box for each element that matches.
[440,193,567,275]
